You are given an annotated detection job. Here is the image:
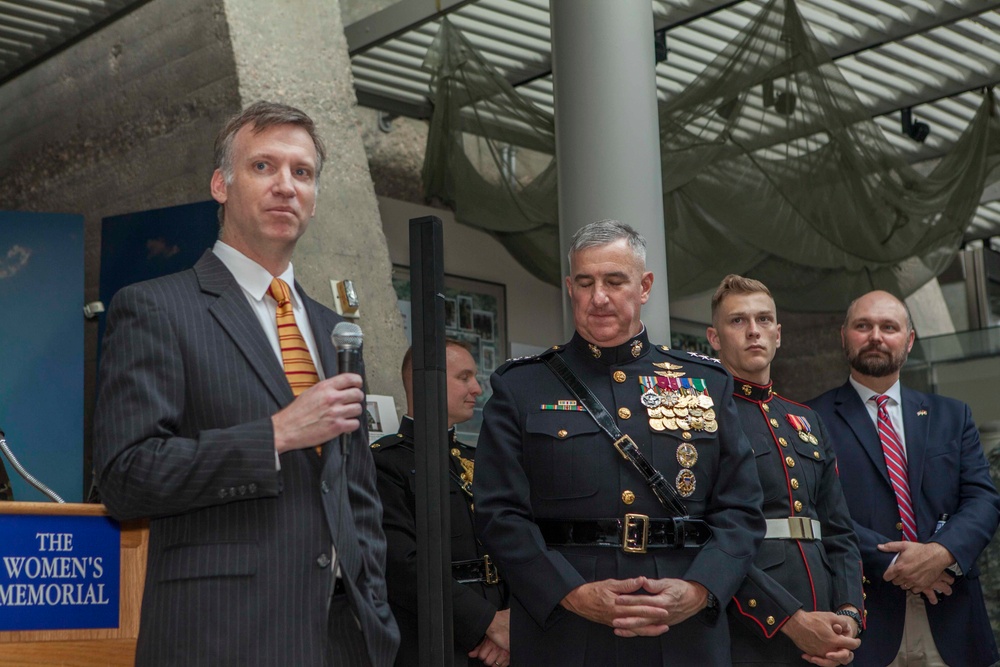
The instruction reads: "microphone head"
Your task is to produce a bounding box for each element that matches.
[332,321,363,351]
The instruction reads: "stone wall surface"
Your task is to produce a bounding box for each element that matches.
[0,0,406,488]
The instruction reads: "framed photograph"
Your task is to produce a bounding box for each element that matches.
[392,266,508,443]
[458,295,474,331]
[366,394,400,444]
[481,345,495,371]
[473,309,495,342]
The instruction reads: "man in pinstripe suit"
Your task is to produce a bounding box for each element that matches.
[94,101,399,667]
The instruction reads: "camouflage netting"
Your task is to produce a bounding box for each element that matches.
[420,0,1000,311]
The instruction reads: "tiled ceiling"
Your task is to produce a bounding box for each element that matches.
[347,0,1000,242]
[2,0,996,241]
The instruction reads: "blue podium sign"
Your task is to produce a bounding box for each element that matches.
[0,513,121,631]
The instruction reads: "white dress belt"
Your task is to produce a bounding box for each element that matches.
[765,517,822,540]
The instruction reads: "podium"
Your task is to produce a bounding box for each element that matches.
[0,502,147,666]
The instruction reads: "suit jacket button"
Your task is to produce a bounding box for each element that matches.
[249,483,257,494]
[896,521,903,531]
[218,488,227,498]
[317,553,331,568]
[321,480,330,494]
[238,485,247,495]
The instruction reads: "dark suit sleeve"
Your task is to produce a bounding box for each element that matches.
[928,403,1000,573]
[344,405,396,623]
[375,452,496,650]
[93,284,280,521]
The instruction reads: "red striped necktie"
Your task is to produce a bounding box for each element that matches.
[268,278,320,397]
[874,394,917,541]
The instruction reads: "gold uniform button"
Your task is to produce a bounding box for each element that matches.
[779,437,788,447]
[682,431,693,440]
[450,448,461,457]
[895,521,903,531]
[785,456,795,467]
[766,616,775,626]
[613,371,627,383]
[557,429,568,438]
[770,418,780,428]
[762,404,770,412]
[794,500,803,513]
[790,478,799,490]
[813,451,820,459]
[749,599,757,608]
[863,592,867,600]
[618,407,632,419]
[622,490,636,505]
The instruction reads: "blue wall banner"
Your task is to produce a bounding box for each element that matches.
[0,514,120,631]
[0,211,84,502]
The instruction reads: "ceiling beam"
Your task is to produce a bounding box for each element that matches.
[346,0,478,57]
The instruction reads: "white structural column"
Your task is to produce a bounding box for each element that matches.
[550,0,670,342]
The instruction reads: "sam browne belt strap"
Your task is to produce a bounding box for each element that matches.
[542,353,690,518]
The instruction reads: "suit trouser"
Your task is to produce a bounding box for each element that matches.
[328,594,373,667]
[888,592,948,667]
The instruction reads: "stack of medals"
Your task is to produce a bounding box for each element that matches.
[785,414,819,444]
[639,376,717,433]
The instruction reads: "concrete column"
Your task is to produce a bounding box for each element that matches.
[550,0,670,343]
[222,0,408,406]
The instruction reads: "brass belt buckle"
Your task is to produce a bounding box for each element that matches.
[623,513,650,554]
[483,554,500,585]
[613,434,635,460]
[788,517,816,540]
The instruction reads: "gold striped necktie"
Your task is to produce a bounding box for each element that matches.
[268,277,320,396]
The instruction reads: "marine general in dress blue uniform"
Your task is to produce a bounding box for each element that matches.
[474,220,765,666]
[705,275,863,666]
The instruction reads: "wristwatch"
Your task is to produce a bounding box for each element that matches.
[835,608,864,637]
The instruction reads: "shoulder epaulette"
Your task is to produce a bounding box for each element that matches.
[494,344,563,376]
[370,433,409,451]
[653,346,724,370]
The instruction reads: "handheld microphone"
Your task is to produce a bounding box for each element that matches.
[331,322,364,456]
[0,428,65,503]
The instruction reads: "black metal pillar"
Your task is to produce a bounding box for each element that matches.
[409,215,454,667]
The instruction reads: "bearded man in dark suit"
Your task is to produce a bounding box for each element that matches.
[808,290,1000,667]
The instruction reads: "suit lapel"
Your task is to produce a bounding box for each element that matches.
[300,287,339,379]
[834,381,892,488]
[195,250,294,407]
[901,387,930,514]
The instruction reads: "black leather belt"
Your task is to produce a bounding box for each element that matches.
[538,515,712,553]
[452,555,501,585]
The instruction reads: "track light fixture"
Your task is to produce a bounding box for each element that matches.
[762,79,796,116]
[901,107,930,143]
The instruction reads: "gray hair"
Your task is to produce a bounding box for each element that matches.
[214,100,326,185]
[567,219,647,267]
